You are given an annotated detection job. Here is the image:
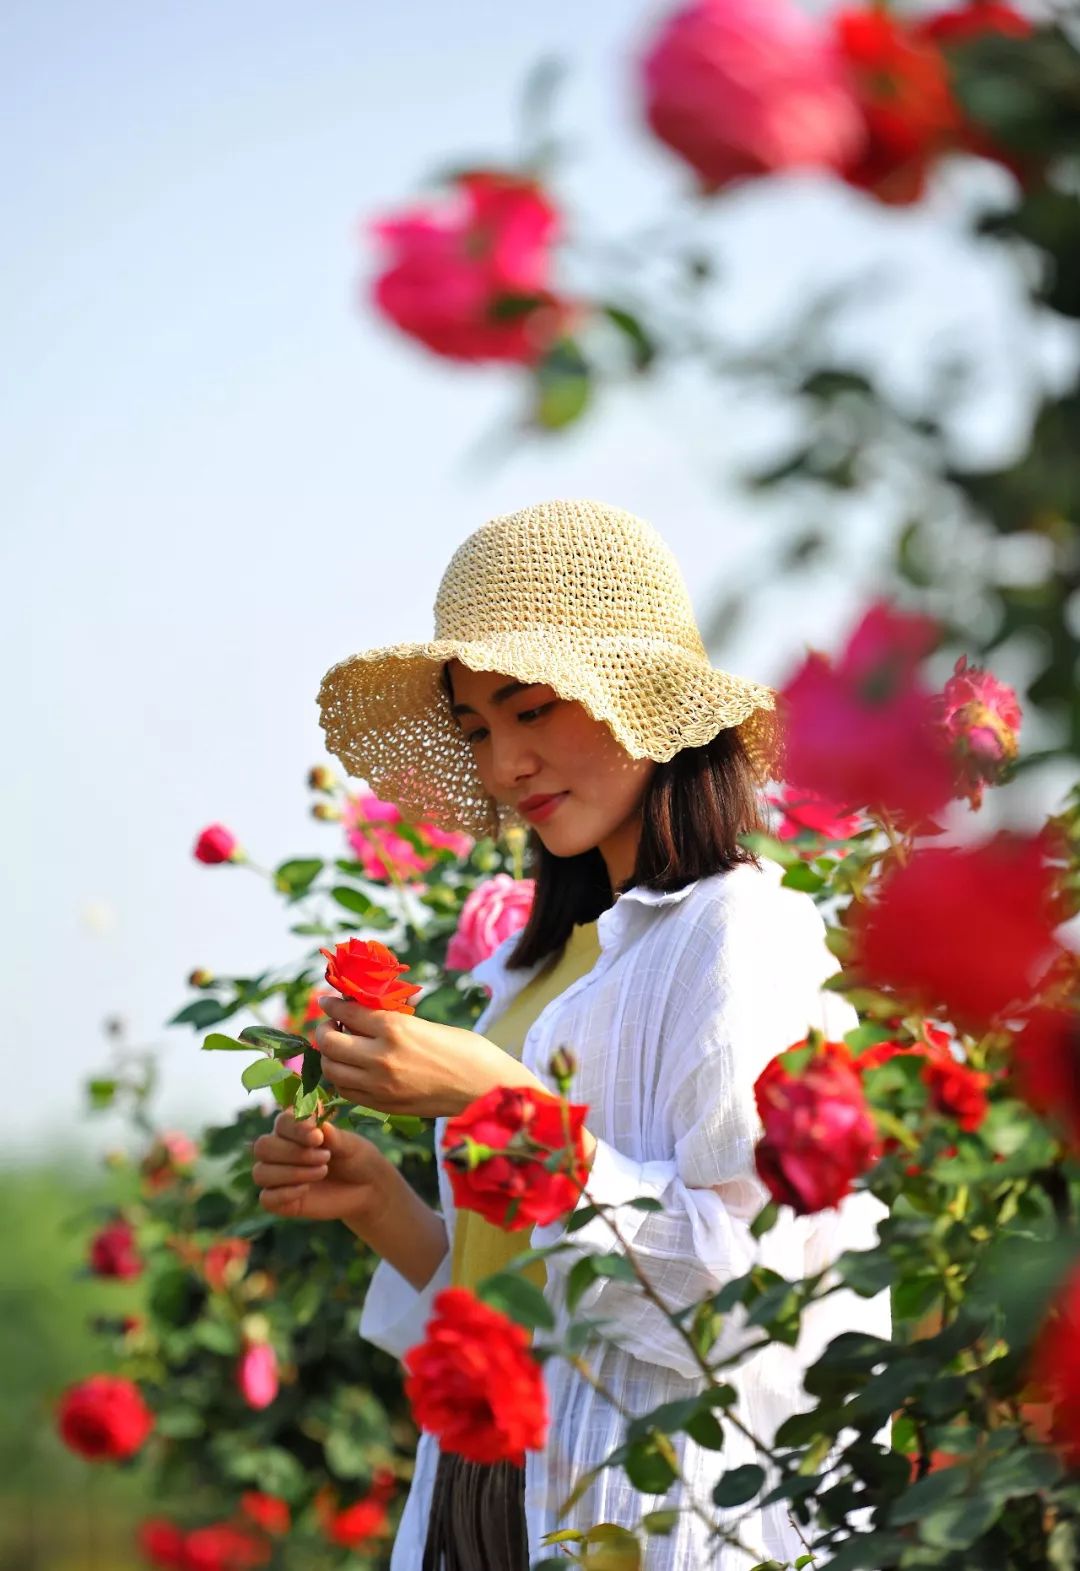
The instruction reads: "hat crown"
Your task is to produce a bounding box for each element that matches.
[433,499,707,657]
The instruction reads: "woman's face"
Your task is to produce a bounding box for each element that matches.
[445,659,656,888]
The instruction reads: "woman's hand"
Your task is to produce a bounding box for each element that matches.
[314,995,544,1118]
[252,1109,394,1223]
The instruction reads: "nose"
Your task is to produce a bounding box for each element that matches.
[486,730,540,797]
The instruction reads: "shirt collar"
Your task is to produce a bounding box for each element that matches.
[469,878,704,1003]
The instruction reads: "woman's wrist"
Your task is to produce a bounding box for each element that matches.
[343,1162,448,1291]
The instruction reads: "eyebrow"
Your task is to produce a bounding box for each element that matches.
[449,680,545,719]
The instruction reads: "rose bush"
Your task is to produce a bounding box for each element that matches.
[49,5,1080,1567]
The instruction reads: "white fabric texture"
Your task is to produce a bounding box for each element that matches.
[358,860,891,1569]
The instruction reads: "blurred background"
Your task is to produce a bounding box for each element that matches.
[5,0,1076,1565]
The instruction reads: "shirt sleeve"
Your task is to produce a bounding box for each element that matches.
[532,875,868,1382]
[358,1250,453,1362]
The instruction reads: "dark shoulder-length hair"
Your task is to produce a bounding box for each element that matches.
[440,663,769,971]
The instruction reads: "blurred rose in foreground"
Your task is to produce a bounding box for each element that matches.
[641,0,866,191]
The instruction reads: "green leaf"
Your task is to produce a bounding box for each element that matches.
[86,1077,118,1108]
[602,305,658,371]
[202,1033,250,1052]
[628,1196,665,1213]
[330,885,393,924]
[241,1058,294,1091]
[713,1464,765,1508]
[271,1072,302,1108]
[642,1509,680,1534]
[750,1201,778,1239]
[301,1045,323,1095]
[476,1271,556,1331]
[171,998,233,1028]
[624,1437,677,1494]
[919,1491,1002,1550]
[533,339,591,431]
[238,1025,310,1052]
[294,1087,321,1119]
[274,857,323,897]
[781,863,825,893]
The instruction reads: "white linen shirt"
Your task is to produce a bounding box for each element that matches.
[359,860,890,1569]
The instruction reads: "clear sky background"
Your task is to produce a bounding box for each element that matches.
[6,0,1076,1160]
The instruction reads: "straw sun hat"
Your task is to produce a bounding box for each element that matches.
[316,499,783,842]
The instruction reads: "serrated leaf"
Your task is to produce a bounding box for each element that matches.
[241,1058,293,1091]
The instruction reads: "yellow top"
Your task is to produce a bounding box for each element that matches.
[451,919,602,1305]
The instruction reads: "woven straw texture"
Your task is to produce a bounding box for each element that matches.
[317,499,783,841]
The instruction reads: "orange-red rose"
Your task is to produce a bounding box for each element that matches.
[442,1085,589,1229]
[319,938,423,1014]
[57,1373,154,1460]
[404,1288,548,1465]
[754,1040,881,1214]
[319,1471,395,1549]
[239,1493,290,1536]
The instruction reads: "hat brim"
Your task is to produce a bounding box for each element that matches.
[316,631,783,840]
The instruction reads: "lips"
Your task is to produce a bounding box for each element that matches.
[520,793,563,812]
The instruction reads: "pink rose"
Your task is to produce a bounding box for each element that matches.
[193,824,241,865]
[344,790,433,883]
[935,654,1022,810]
[236,1341,279,1410]
[445,875,535,975]
[766,783,864,843]
[640,0,866,192]
[370,172,572,364]
[417,822,475,860]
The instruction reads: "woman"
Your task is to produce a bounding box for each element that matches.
[252,499,889,1570]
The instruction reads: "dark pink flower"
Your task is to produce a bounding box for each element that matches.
[193,825,241,865]
[754,1039,880,1214]
[88,1218,142,1280]
[780,599,955,826]
[767,783,865,843]
[935,654,1022,810]
[370,172,572,364]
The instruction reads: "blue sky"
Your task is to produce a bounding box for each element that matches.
[6,0,1074,1156]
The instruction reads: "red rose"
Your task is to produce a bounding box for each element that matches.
[767,783,865,844]
[922,1046,990,1132]
[370,172,572,365]
[239,1493,290,1536]
[853,831,1065,1034]
[442,1085,589,1230]
[1011,1007,1080,1148]
[202,1238,251,1293]
[915,3,1038,179]
[57,1374,154,1461]
[1029,1262,1080,1466]
[137,1519,187,1570]
[639,0,865,192]
[832,7,961,204]
[319,938,423,1014]
[404,1288,548,1465]
[236,1341,278,1410]
[780,600,954,827]
[182,1524,270,1571]
[193,825,241,865]
[754,1040,880,1214]
[88,1218,142,1280]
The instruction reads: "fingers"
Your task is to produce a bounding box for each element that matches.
[253,1133,332,1168]
[272,1109,325,1147]
[258,1184,314,1217]
[253,1159,330,1189]
[313,1020,375,1063]
[320,1056,369,1093]
[316,996,384,1034]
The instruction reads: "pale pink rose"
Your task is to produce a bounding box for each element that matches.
[445,875,535,976]
[935,654,1022,811]
[641,0,866,192]
[236,1341,279,1410]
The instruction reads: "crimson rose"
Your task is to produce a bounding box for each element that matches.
[442,1085,589,1229]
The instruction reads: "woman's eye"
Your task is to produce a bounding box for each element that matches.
[463,704,553,746]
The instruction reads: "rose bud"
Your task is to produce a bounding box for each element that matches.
[312,801,343,822]
[187,967,215,989]
[308,764,338,793]
[193,824,243,865]
[547,1045,578,1088]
